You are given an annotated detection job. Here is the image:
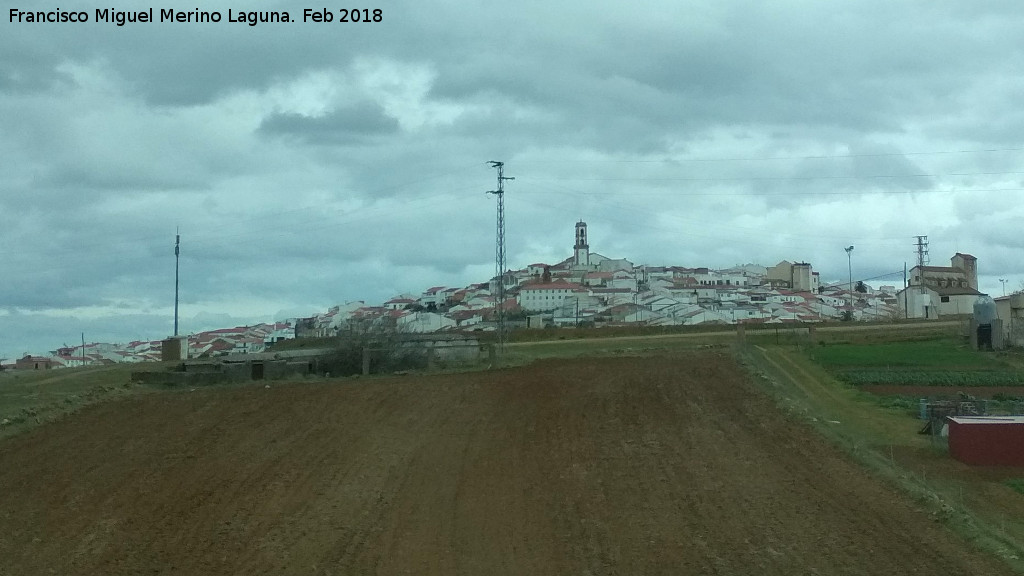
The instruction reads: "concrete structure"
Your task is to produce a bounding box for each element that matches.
[947,416,1024,466]
[161,336,188,361]
[969,318,1004,351]
[527,314,547,329]
[899,285,985,319]
[899,253,985,319]
[765,261,817,292]
[397,311,458,333]
[14,355,55,370]
[951,253,979,290]
[597,258,634,273]
[909,253,978,292]
[995,293,1024,347]
[396,333,484,367]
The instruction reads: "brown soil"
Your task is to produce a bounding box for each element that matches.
[0,351,1013,575]
[862,385,1024,399]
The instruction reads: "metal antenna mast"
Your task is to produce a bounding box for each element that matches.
[174,228,180,337]
[486,161,513,353]
[914,235,929,268]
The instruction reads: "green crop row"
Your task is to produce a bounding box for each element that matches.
[837,370,1024,387]
[812,339,1003,368]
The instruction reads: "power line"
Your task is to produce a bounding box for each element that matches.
[519,170,1024,184]
[516,181,1024,198]
[515,146,1024,164]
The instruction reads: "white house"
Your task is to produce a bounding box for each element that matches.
[898,253,985,319]
[518,280,589,312]
[418,287,448,308]
[397,312,457,333]
[898,285,984,319]
[384,297,417,311]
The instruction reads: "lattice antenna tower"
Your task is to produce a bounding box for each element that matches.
[914,235,929,268]
[486,161,514,353]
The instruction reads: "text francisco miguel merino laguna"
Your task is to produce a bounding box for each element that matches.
[9,8,298,26]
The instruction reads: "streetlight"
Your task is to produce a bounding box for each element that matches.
[1000,278,1008,296]
[845,245,855,313]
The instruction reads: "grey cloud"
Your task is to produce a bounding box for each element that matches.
[258,103,400,143]
[4,0,1024,355]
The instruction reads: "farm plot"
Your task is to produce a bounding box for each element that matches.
[0,351,1014,575]
[812,339,1024,399]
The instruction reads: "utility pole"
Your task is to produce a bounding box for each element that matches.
[845,245,854,313]
[486,161,513,354]
[914,237,928,319]
[81,332,86,367]
[1000,278,1008,296]
[174,228,180,336]
[904,262,908,319]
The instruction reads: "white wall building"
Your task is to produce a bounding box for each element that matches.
[899,253,985,319]
[398,312,457,333]
[518,281,590,312]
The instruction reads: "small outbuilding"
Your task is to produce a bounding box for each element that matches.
[161,336,188,361]
[15,355,56,370]
[947,416,1024,466]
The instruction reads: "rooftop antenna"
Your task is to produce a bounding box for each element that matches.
[486,161,513,355]
[174,227,180,337]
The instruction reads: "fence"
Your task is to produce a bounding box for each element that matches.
[360,343,495,375]
[736,323,819,346]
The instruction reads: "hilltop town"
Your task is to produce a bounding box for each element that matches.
[4,221,990,370]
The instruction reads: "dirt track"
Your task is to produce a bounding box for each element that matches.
[0,351,1012,575]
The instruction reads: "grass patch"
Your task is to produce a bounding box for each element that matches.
[1003,477,1024,496]
[0,364,148,439]
[1005,479,1024,495]
[743,344,1024,572]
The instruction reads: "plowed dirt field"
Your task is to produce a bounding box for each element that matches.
[0,351,1012,575]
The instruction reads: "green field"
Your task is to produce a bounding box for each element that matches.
[807,338,1024,388]
[810,339,1005,369]
[836,371,1024,387]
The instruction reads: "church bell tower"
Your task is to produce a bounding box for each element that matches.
[574,221,590,267]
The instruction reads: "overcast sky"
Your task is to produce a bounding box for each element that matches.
[2,0,1024,357]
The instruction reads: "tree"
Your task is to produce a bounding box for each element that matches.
[855,281,867,293]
